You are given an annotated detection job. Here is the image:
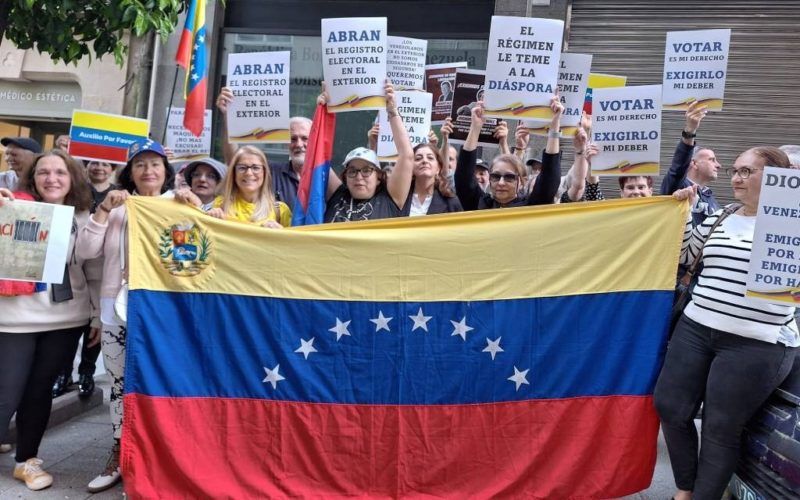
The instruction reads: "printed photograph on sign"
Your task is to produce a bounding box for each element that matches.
[483,16,564,120]
[377,91,433,161]
[448,69,499,147]
[425,62,468,125]
[226,51,291,143]
[746,166,800,306]
[662,29,731,111]
[0,200,74,283]
[387,36,427,91]
[165,108,212,159]
[321,17,387,113]
[591,85,662,176]
[67,110,149,164]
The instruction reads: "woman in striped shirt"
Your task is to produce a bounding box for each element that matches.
[654,146,798,500]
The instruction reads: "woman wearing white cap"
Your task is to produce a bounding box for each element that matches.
[320,81,414,223]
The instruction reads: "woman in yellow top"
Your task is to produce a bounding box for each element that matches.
[176,146,292,227]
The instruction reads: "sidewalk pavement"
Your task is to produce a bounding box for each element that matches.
[1,375,678,499]
[0,376,123,499]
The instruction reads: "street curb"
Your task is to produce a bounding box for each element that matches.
[6,388,103,442]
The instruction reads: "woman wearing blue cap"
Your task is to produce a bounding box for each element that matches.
[318,81,414,223]
[76,138,174,493]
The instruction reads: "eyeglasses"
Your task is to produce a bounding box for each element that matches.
[191,171,218,180]
[345,166,377,178]
[235,163,265,174]
[489,172,518,183]
[725,167,762,179]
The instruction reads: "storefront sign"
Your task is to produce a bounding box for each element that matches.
[0,81,81,119]
[226,51,291,143]
[662,29,731,111]
[746,167,800,306]
[483,16,564,121]
[321,17,387,113]
[591,85,662,176]
[377,91,432,161]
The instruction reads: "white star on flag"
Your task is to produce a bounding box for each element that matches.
[450,316,474,341]
[191,73,199,81]
[198,34,205,43]
[482,337,504,360]
[370,311,393,332]
[262,364,285,390]
[328,318,351,341]
[508,366,530,391]
[295,338,317,359]
[409,307,432,332]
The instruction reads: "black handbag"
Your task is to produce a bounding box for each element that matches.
[668,203,741,334]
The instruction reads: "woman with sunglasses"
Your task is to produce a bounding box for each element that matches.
[455,96,562,210]
[321,81,414,223]
[176,147,291,228]
[655,147,799,500]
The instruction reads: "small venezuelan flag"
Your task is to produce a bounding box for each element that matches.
[292,103,336,226]
[121,196,688,498]
[181,0,207,137]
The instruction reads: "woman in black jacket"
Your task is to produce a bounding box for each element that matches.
[455,96,562,210]
[401,143,462,216]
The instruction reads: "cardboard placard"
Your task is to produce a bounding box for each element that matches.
[662,29,731,111]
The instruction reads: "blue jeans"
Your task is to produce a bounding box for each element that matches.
[654,315,796,499]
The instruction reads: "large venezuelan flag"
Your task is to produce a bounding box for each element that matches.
[122,197,687,498]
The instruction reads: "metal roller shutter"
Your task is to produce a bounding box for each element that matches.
[565,0,800,203]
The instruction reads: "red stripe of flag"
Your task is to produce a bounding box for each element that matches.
[68,141,128,164]
[174,0,197,68]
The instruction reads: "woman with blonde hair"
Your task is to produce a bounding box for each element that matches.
[176,146,292,227]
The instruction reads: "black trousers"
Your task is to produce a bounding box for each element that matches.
[0,325,85,461]
[59,324,102,378]
[654,315,796,499]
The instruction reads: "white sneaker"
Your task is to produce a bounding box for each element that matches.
[0,443,12,453]
[87,444,121,493]
[13,458,53,491]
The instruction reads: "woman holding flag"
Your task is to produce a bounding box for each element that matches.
[320,81,415,223]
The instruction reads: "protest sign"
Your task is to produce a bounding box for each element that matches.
[483,16,563,121]
[663,29,731,111]
[226,51,290,143]
[591,85,662,176]
[68,110,149,164]
[583,73,627,115]
[321,17,387,113]
[425,62,468,125]
[746,167,800,306]
[528,52,593,138]
[377,91,433,161]
[387,36,427,91]
[0,200,74,283]
[449,69,499,148]
[165,108,212,159]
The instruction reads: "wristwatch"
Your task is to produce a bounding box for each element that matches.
[681,129,697,139]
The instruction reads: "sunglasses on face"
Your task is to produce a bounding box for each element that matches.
[345,166,377,178]
[489,172,518,183]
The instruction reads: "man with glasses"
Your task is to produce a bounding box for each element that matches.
[660,100,720,227]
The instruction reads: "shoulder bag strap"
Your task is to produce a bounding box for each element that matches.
[682,203,742,283]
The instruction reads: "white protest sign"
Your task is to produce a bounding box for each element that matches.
[322,17,387,112]
[746,167,800,306]
[226,51,290,143]
[663,29,731,111]
[0,200,74,283]
[387,36,427,91]
[527,52,592,137]
[377,91,433,161]
[484,16,563,121]
[165,108,211,159]
[591,85,662,176]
